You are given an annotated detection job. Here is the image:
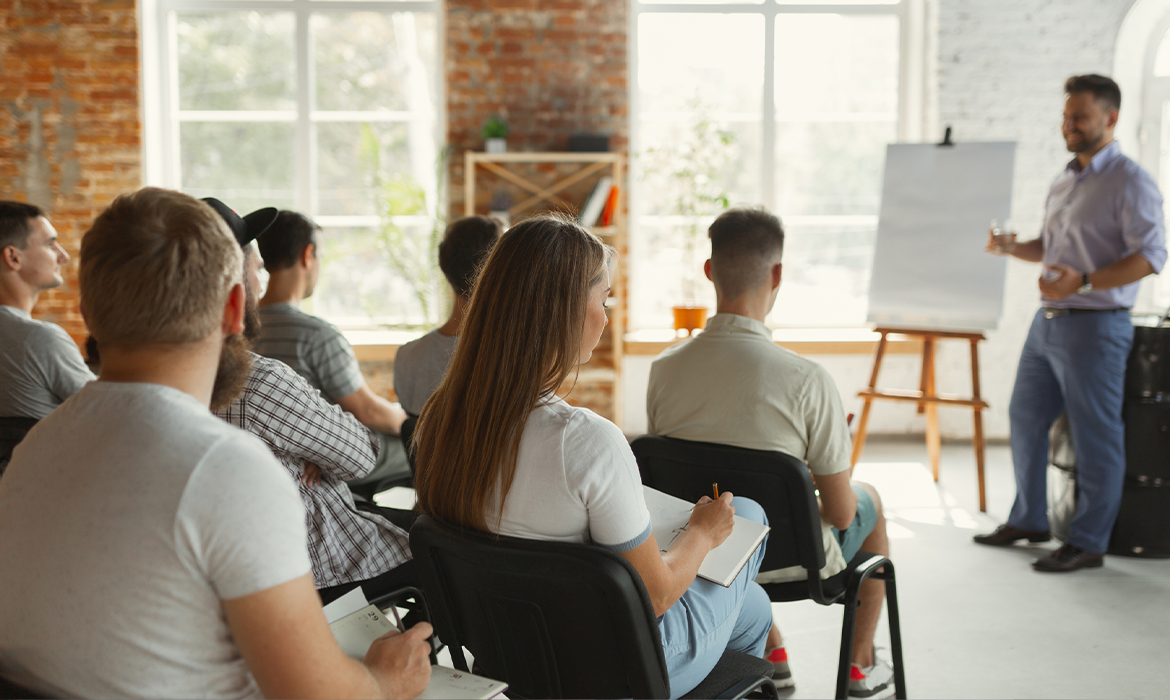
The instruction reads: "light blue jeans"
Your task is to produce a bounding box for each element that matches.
[659,497,772,698]
[1007,308,1133,553]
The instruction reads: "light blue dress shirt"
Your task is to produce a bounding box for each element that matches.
[1040,140,1167,309]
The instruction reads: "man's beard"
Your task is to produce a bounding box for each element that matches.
[210,333,253,412]
[243,295,262,342]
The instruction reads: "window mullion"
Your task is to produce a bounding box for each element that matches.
[762,4,776,211]
[296,0,314,215]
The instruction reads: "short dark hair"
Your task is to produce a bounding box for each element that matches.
[0,201,45,252]
[1065,74,1121,112]
[439,216,504,297]
[707,207,785,300]
[257,210,319,272]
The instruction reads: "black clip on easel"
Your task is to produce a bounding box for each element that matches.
[938,126,954,147]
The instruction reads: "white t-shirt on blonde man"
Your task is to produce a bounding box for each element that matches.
[647,312,851,583]
[489,396,652,552]
[0,382,310,700]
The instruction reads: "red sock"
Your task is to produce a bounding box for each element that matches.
[766,647,788,663]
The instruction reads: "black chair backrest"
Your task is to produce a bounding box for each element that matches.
[630,435,825,575]
[0,416,39,472]
[399,414,419,474]
[410,515,670,699]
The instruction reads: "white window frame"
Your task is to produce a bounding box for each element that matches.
[139,0,444,236]
[627,0,928,329]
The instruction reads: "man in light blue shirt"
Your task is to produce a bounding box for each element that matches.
[975,75,1167,572]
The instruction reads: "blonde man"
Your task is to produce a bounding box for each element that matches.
[0,188,431,699]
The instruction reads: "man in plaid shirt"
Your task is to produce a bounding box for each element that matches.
[206,199,414,605]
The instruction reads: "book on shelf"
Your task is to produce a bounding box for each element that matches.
[323,588,509,700]
[578,176,613,228]
[598,185,620,227]
[642,485,770,588]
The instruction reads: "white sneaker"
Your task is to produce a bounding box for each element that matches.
[848,658,895,699]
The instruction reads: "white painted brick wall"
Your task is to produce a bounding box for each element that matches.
[929,0,1134,439]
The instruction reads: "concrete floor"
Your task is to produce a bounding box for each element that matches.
[778,437,1170,700]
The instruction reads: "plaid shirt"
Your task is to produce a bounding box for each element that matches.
[217,354,411,588]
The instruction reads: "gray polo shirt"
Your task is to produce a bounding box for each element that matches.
[253,303,364,403]
[0,305,94,419]
[647,313,851,583]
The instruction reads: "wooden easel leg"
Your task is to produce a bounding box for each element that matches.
[851,398,874,471]
[916,340,930,415]
[970,338,987,512]
[973,408,987,512]
[923,338,940,482]
[851,333,889,470]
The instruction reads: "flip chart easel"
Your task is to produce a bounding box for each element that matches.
[850,327,990,512]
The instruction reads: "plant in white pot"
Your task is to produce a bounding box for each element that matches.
[482,116,509,154]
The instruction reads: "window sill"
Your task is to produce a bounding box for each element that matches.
[346,327,923,361]
[626,328,922,356]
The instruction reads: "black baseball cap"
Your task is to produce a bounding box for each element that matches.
[202,197,279,248]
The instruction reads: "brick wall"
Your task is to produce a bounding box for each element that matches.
[446,0,628,217]
[0,0,142,345]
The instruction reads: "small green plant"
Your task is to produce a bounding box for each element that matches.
[481,115,509,140]
[641,96,736,301]
[358,124,449,328]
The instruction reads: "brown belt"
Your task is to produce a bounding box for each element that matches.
[1042,307,1129,319]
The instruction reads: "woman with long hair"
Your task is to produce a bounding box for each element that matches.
[413,215,775,698]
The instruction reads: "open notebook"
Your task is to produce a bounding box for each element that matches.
[323,588,508,700]
[643,485,770,587]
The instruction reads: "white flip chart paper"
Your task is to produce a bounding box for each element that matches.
[866,142,1016,331]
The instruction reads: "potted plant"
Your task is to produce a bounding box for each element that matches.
[642,98,736,336]
[482,116,509,154]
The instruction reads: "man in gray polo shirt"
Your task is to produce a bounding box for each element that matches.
[0,201,94,422]
[254,210,409,489]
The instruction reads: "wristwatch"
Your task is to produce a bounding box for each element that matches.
[1077,272,1093,295]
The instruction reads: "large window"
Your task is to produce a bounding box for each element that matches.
[632,0,920,329]
[1135,10,1170,314]
[143,0,442,328]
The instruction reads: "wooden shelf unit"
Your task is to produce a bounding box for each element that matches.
[464,151,626,425]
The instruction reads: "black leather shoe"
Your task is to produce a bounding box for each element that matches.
[1032,543,1104,572]
[973,524,1051,547]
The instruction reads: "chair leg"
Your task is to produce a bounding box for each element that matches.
[836,596,858,700]
[880,564,907,699]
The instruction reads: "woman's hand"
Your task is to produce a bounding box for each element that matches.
[687,493,735,550]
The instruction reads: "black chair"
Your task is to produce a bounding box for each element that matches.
[348,420,418,502]
[631,435,906,700]
[0,416,39,477]
[0,672,50,700]
[410,514,780,699]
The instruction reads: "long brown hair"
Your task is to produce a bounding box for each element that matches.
[413,215,609,531]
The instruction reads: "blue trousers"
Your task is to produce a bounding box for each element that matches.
[1007,308,1133,554]
[660,497,772,699]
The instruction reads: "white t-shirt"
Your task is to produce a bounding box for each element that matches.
[0,382,310,699]
[0,305,94,419]
[489,397,652,553]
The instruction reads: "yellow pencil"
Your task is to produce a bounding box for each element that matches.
[713,483,719,499]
